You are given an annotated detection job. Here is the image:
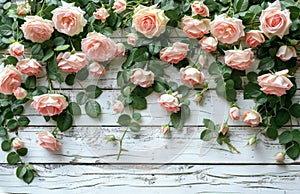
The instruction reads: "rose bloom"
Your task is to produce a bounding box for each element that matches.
[224,49,254,71]
[191,1,209,17]
[51,1,87,36]
[57,52,88,73]
[242,109,262,127]
[182,16,210,39]
[210,14,245,44]
[17,4,30,16]
[160,42,189,64]
[259,0,292,39]
[132,5,169,38]
[229,107,240,121]
[12,137,24,150]
[16,58,42,76]
[257,69,293,97]
[130,68,154,88]
[8,42,24,57]
[276,45,297,61]
[127,33,138,46]
[112,100,124,113]
[38,131,62,152]
[245,30,265,48]
[115,43,126,57]
[180,66,204,85]
[199,36,218,52]
[13,87,27,99]
[88,62,106,77]
[93,8,110,22]
[113,0,126,14]
[31,94,68,116]
[0,65,22,95]
[158,92,181,113]
[20,16,54,43]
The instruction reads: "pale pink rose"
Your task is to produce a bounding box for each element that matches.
[245,30,265,48]
[127,33,138,46]
[276,45,297,61]
[88,62,106,77]
[130,68,154,88]
[218,123,229,135]
[57,52,88,73]
[180,66,204,85]
[182,16,210,39]
[81,32,117,62]
[115,43,126,57]
[242,110,262,127]
[31,94,68,116]
[113,0,126,14]
[191,1,209,17]
[275,152,285,163]
[160,42,189,64]
[93,8,110,22]
[229,107,240,121]
[8,42,24,57]
[20,16,54,43]
[13,87,27,99]
[0,65,22,95]
[259,0,292,39]
[16,58,42,76]
[198,51,207,66]
[132,5,169,38]
[224,49,254,71]
[38,131,62,151]
[199,36,218,52]
[257,69,293,96]
[12,137,24,150]
[112,100,124,113]
[51,1,87,36]
[162,125,170,134]
[158,92,181,113]
[17,4,30,16]
[194,94,203,103]
[211,14,245,44]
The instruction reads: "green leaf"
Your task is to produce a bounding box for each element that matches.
[0,127,7,137]
[203,119,215,130]
[132,112,141,121]
[177,85,190,97]
[1,140,12,151]
[16,148,28,156]
[288,6,300,20]
[68,102,82,115]
[0,24,12,36]
[53,37,66,46]
[129,122,141,132]
[171,104,190,129]
[200,129,214,141]
[292,130,300,141]
[153,81,169,92]
[275,109,290,127]
[216,79,226,98]
[76,92,88,105]
[160,0,175,10]
[76,67,89,81]
[247,72,258,83]
[23,169,34,184]
[42,49,54,62]
[289,103,300,118]
[248,5,262,14]
[12,105,24,116]
[279,131,293,144]
[65,74,76,86]
[3,2,11,9]
[286,141,300,160]
[85,85,103,99]
[131,95,147,110]
[258,57,275,71]
[234,0,248,12]
[7,119,18,130]
[16,165,27,179]
[117,114,131,126]
[4,56,18,65]
[133,47,149,62]
[266,126,278,140]
[57,112,73,132]
[25,76,37,89]
[7,152,20,165]
[54,45,70,51]
[244,83,262,99]
[85,100,101,118]
[17,116,30,127]
[132,86,153,98]
[3,109,13,119]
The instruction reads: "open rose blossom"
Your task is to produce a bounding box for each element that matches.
[127,33,138,46]
[115,43,126,57]
[16,58,42,76]
[132,5,169,38]
[20,16,54,43]
[259,0,292,39]
[180,66,204,85]
[211,14,245,44]
[12,137,24,150]
[199,36,218,52]
[242,109,262,127]
[38,131,62,151]
[191,1,209,17]
[257,69,293,96]
[160,42,189,64]
[8,42,24,57]
[31,94,68,116]
[245,30,265,48]
[81,32,116,62]
[112,100,124,113]
[57,52,88,73]
[229,107,240,121]
[130,68,154,88]
[0,65,22,95]
[224,49,254,71]
[113,0,126,14]
[51,1,87,36]
[88,62,106,77]
[158,92,181,113]
[276,45,297,61]
[13,87,27,99]
[182,16,210,39]
[93,8,110,22]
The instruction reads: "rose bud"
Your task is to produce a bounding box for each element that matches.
[112,100,124,114]
[191,1,209,17]
[8,42,24,57]
[229,107,240,121]
[93,8,110,23]
[275,152,285,163]
[242,110,262,127]
[13,87,27,99]
[130,68,154,88]
[127,33,138,46]
[199,36,218,52]
[276,45,297,61]
[12,137,24,150]
[180,66,204,86]
[162,124,170,134]
[115,43,126,57]
[218,122,229,135]
[245,30,265,48]
[113,0,126,14]
[247,136,257,145]
[87,62,106,77]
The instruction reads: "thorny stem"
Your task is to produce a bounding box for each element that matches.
[117,128,128,160]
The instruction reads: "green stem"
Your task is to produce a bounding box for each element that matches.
[225,141,240,154]
[36,0,46,16]
[117,128,128,160]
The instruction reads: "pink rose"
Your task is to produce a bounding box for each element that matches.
[229,107,240,121]
[112,100,124,113]
[180,66,204,85]
[31,94,68,116]
[113,0,126,14]
[182,16,210,39]
[57,52,88,73]
[218,122,229,135]
[191,1,209,17]
[257,69,293,96]
[38,131,62,151]
[158,92,181,113]
[13,87,27,99]
[132,5,169,38]
[20,16,54,43]
[198,51,207,66]
[130,68,154,88]
[17,4,29,16]
[88,62,106,77]
[115,43,126,57]
[12,137,24,150]
[259,0,292,39]
[51,1,87,36]
[16,58,42,76]
[199,36,218,52]
[276,45,297,61]
[211,14,245,44]
[127,33,138,46]
[245,30,265,48]
[81,32,117,62]
[93,8,110,22]
[8,42,24,57]
[0,65,22,95]
[275,152,285,163]
[224,49,254,71]
[242,109,262,127]
[160,42,189,64]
